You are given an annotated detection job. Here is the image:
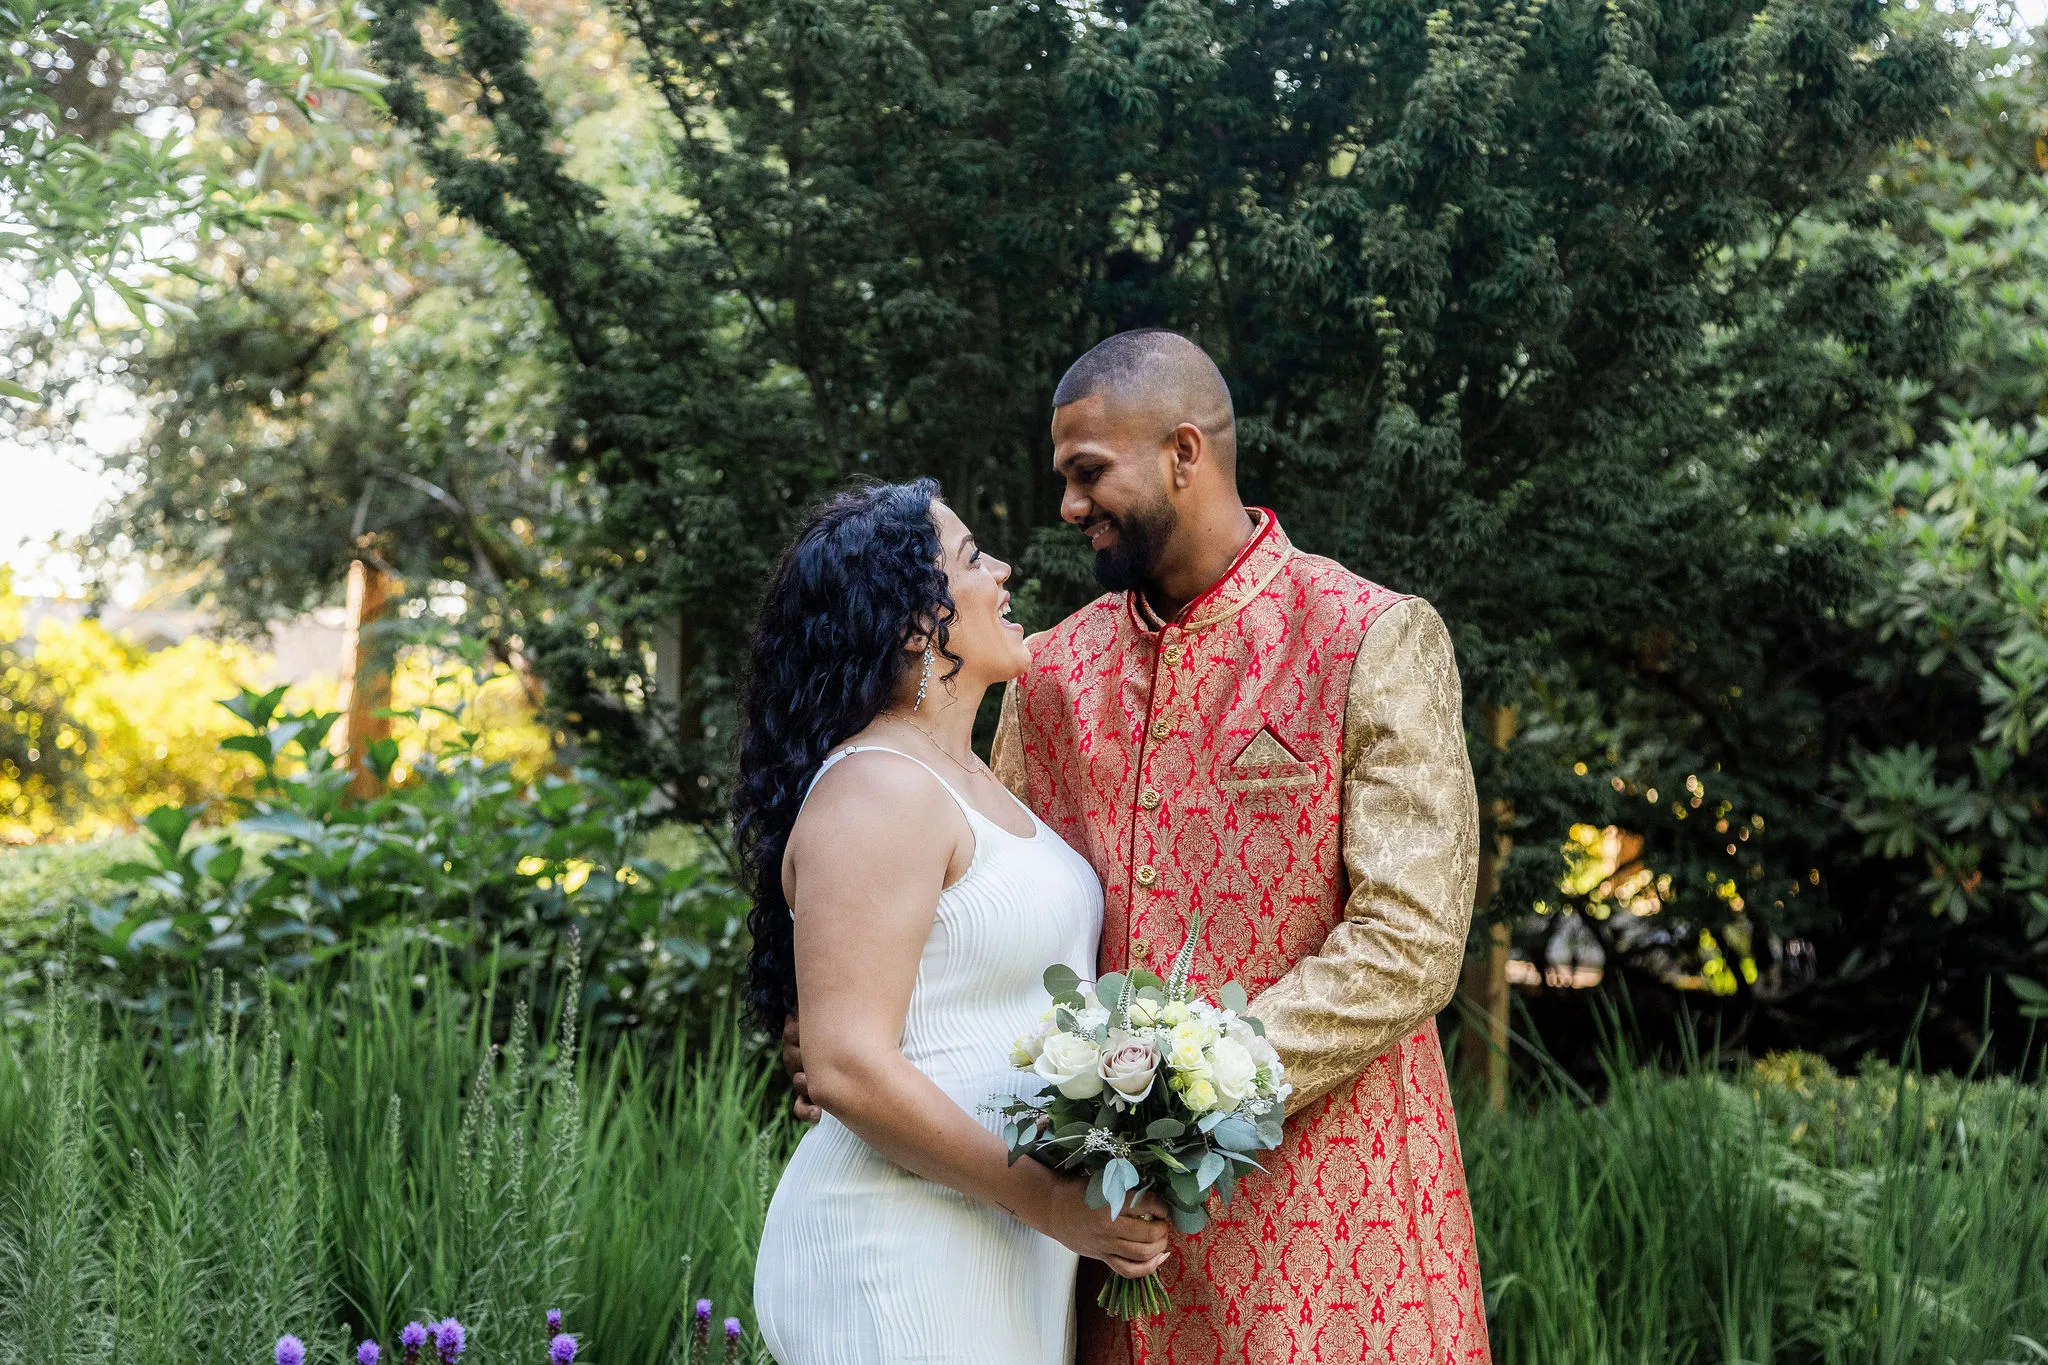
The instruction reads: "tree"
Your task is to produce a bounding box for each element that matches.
[0,1,384,387]
[359,0,1961,1024]
[79,2,664,714]
[1798,24,2048,1047]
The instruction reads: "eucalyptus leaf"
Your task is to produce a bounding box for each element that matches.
[1094,971,1127,1009]
[1212,1118,1259,1152]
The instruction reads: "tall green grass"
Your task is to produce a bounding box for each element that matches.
[1463,1027,2048,1364]
[0,946,791,1364]
[7,943,2047,1363]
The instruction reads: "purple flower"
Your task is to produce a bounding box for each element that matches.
[548,1333,578,1365]
[276,1336,307,1365]
[358,1342,381,1365]
[723,1319,741,1339]
[690,1301,713,1355]
[545,1309,563,1335]
[400,1322,428,1359]
[432,1318,467,1363]
[721,1318,742,1364]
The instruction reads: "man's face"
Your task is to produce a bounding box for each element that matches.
[1050,393,1178,592]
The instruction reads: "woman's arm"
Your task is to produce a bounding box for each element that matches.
[786,752,1169,1277]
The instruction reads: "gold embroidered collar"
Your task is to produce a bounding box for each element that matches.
[1128,507,1294,636]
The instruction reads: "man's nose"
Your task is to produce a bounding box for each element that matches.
[1061,486,1091,526]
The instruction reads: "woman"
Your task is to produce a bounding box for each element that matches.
[740,480,1170,1364]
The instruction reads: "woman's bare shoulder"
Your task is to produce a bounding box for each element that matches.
[787,747,964,871]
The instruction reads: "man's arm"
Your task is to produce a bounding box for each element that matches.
[1247,597,1479,1117]
[988,669,1030,801]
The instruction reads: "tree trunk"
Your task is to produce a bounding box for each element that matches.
[1458,704,1517,1110]
[335,558,396,799]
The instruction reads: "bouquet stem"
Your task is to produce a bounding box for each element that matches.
[1098,1270,1172,1320]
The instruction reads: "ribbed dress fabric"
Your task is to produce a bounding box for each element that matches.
[755,746,1103,1365]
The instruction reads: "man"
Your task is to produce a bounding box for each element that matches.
[788,330,1489,1363]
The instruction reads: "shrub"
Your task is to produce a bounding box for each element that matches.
[13,686,746,1042]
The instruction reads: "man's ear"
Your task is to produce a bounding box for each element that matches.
[1168,422,1206,489]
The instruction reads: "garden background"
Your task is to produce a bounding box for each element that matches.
[5,0,2048,1358]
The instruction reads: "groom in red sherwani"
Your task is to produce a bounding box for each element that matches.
[988,331,1490,1365]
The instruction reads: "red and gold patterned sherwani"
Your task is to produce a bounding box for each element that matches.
[991,510,1490,1365]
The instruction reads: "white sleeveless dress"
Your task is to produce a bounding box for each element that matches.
[755,746,1103,1365]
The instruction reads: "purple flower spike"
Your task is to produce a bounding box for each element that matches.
[724,1319,741,1339]
[358,1342,381,1365]
[400,1322,429,1359]
[548,1333,578,1365]
[695,1300,712,1321]
[276,1335,307,1365]
[721,1318,742,1364]
[546,1309,563,1335]
[432,1318,467,1363]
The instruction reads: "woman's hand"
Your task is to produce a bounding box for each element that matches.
[1036,1175,1174,1279]
[780,1014,822,1124]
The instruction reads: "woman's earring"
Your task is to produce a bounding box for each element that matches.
[914,644,934,711]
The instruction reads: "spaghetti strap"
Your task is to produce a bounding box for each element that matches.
[800,745,980,825]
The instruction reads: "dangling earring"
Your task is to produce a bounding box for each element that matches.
[913,644,934,711]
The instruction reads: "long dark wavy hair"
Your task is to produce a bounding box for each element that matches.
[734,478,961,1034]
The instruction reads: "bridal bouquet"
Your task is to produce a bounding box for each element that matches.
[992,915,1290,1319]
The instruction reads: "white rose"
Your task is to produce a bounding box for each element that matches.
[1033,1032,1104,1099]
[1009,1013,1058,1068]
[1073,1006,1111,1035]
[1097,1034,1160,1104]
[1127,997,1162,1028]
[1166,1027,1209,1075]
[1209,1037,1258,1108]
[1247,1033,1283,1080]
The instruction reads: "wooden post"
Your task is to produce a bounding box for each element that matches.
[334,558,396,799]
[1459,704,1517,1111]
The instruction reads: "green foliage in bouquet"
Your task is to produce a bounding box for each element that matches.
[994,918,1288,1319]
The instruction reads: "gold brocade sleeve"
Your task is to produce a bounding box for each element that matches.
[988,675,1029,801]
[1249,597,1479,1117]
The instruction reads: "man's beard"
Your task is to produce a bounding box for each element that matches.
[1090,496,1176,593]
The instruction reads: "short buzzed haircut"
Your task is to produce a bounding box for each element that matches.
[1053,329,1237,468]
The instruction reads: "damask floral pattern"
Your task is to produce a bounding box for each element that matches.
[990,512,1490,1365]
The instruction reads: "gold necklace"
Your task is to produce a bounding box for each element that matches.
[894,713,992,780]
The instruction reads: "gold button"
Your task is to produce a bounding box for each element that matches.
[1135,865,1157,887]
[1131,938,1150,958]
[1149,718,1169,741]
[1163,645,1181,665]
[1138,788,1161,810]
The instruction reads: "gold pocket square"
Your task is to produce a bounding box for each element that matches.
[1221,728,1318,792]
[1234,729,1300,768]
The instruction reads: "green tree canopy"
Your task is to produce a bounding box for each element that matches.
[359,0,1956,988]
[95,0,2016,1052]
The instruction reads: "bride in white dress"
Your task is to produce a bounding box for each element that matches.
[735,480,1170,1365]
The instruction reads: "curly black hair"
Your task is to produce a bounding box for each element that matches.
[733,478,962,1034]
